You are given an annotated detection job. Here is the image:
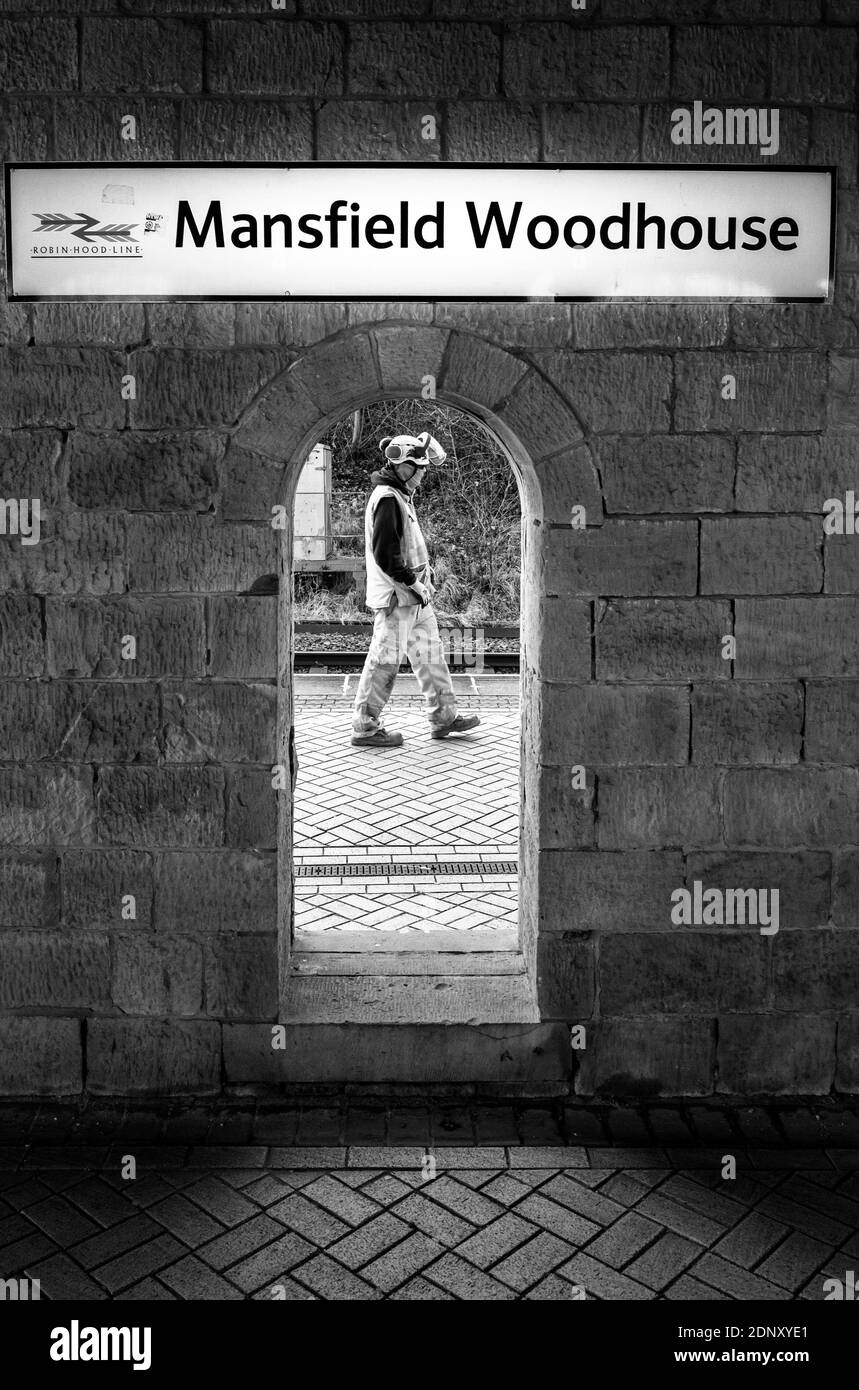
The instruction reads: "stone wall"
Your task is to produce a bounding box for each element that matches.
[0,0,858,1097]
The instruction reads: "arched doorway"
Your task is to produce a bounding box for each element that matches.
[230,325,599,1032]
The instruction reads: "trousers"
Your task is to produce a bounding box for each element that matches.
[352,602,457,734]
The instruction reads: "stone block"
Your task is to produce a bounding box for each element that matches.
[437,303,572,351]
[55,98,178,161]
[536,935,595,1018]
[231,368,321,460]
[129,350,285,428]
[317,100,440,160]
[574,304,728,351]
[87,1019,221,1095]
[0,595,45,676]
[734,598,859,678]
[537,352,672,434]
[774,931,859,1011]
[0,349,125,429]
[805,682,859,763]
[349,22,498,97]
[596,599,731,681]
[687,851,829,932]
[0,766,95,847]
[544,102,639,162]
[112,934,204,1016]
[495,372,582,461]
[736,434,858,511]
[0,96,50,160]
[0,931,110,1009]
[770,25,856,104]
[203,936,278,1019]
[574,1018,715,1098]
[208,596,278,678]
[717,1015,835,1095]
[836,1015,859,1091]
[161,681,276,763]
[0,19,77,90]
[828,357,859,430]
[447,101,539,160]
[504,24,669,99]
[373,326,449,393]
[63,850,154,932]
[600,934,768,1015]
[0,850,60,928]
[674,353,826,432]
[67,431,222,511]
[542,520,697,597]
[181,99,312,159]
[234,303,347,348]
[598,769,722,849]
[145,304,235,350]
[834,851,859,928]
[96,768,226,849]
[127,515,277,593]
[225,769,277,850]
[288,333,378,411]
[542,850,685,933]
[596,435,734,514]
[31,304,145,347]
[810,109,857,190]
[724,769,859,848]
[525,766,594,853]
[0,429,63,503]
[0,1017,81,1096]
[533,444,604,527]
[437,330,529,408]
[0,511,126,597]
[542,684,689,766]
[156,851,277,934]
[81,18,203,91]
[47,597,206,678]
[701,517,822,594]
[0,681,161,763]
[825,535,859,593]
[209,20,343,95]
[691,683,803,765]
[220,445,284,521]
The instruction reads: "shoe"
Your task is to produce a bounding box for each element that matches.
[431,715,481,740]
[351,728,404,748]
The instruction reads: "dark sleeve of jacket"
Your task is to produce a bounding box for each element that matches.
[371,496,417,585]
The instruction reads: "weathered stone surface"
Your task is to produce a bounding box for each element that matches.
[836,1015,859,1092]
[373,326,449,393]
[533,444,604,527]
[88,1019,221,1094]
[574,304,728,351]
[0,930,109,1011]
[544,102,639,162]
[129,350,285,428]
[673,24,767,97]
[687,851,830,932]
[0,430,63,503]
[31,304,145,347]
[0,850,59,928]
[0,595,46,676]
[317,100,440,160]
[225,769,277,850]
[0,1017,81,1096]
[235,304,347,348]
[47,597,206,678]
[674,354,826,432]
[541,851,685,932]
[525,765,595,853]
[736,434,859,511]
[542,520,697,597]
[574,1018,714,1098]
[162,682,276,763]
[128,515,277,593]
[203,936,278,1019]
[156,851,277,934]
[825,535,859,593]
[0,19,77,90]
[601,934,768,1014]
[181,99,312,159]
[717,1015,835,1095]
[734,598,859,677]
[536,935,595,1017]
[701,517,822,595]
[0,350,125,429]
[596,435,734,514]
[641,102,810,166]
[810,109,857,190]
[730,288,859,352]
[691,683,803,765]
[208,597,278,678]
[438,331,529,408]
[537,353,672,434]
[438,305,572,352]
[0,766,95,846]
[63,850,155,932]
[496,372,582,461]
[598,769,722,849]
[209,20,343,94]
[288,333,378,410]
[0,511,126,597]
[112,934,204,1016]
[774,931,859,1011]
[145,305,235,350]
[770,25,857,104]
[54,98,178,160]
[0,96,50,160]
[447,101,539,160]
[231,366,321,460]
[532,596,590,683]
[543,685,689,766]
[220,445,285,521]
[350,21,498,96]
[81,18,203,91]
[67,431,223,511]
[596,599,731,681]
[504,24,669,99]
[828,357,859,430]
[725,769,859,848]
[97,768,226,849]
[804,682,859,764]
[0,682,161,763]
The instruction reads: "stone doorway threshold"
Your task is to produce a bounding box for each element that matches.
[287,929,538,1024]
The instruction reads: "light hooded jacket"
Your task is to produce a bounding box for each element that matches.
[363,467,431,610]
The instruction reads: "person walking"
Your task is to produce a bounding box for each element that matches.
[351,430,481,750]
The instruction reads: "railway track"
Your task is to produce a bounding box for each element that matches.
[293,621,521,673]
[294,649,520,672]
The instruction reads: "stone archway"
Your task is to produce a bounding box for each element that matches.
[228,326,600,1077]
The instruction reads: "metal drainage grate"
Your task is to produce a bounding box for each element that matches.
[296,860,518,878]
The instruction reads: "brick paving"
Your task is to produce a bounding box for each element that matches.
[1,1100,859,1301]
[293,674,519,933]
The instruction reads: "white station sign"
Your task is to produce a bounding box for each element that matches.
[5,163,835,301]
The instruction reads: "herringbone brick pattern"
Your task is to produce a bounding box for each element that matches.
[3,1157,858,1301]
